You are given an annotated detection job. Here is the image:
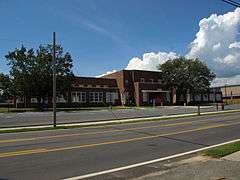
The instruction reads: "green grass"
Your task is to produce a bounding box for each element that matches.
[0,107,39,113]
[0,108,240,134]
[0,106,132,113]
[204,141,240,158]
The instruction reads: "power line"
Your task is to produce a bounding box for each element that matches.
[222,0,240,7]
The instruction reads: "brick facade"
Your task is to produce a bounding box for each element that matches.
[103,70,170,106]
[8,70,223,108]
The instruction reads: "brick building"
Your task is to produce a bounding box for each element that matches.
[69,77,120,106]
[9,69,223,107]
[218,84,240,104]
[102,70,170,106]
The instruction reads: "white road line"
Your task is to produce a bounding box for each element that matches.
[63,138,240,180]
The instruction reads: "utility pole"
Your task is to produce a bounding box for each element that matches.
[53,32,57,127]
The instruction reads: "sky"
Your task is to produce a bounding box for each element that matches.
[0,0,239,86]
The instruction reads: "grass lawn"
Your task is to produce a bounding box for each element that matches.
[0,107,39,113]
[204,141,240,158]
[0,106,132,113]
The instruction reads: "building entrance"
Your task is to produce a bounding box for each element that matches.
[142,90,170,106]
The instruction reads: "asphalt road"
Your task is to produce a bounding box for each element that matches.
[0,106,222,128]
[0,112,240,180]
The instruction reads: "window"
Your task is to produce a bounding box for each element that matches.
[106,92,119,103]
[71,92,86,103]
[31,98,38,103]
[149,79,154,83]
[158,79,162,84]
[16,97,24,103]
[89,92,103,103]
[140,78,145,83]
[57,97,67,103]
[142,92,148,102]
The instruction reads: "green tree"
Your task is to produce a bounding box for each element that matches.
[5,45,74,108]
[0,73,12,100]
[158,57,216,97]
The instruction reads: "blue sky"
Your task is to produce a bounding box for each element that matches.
[0,0,235,77]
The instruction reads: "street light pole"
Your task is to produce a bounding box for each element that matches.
[225,84,228,105]
[53,32,57,127]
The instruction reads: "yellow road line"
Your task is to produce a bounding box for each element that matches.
[0,148,47,158]
[0,120,214,144]
[1,121,240,158]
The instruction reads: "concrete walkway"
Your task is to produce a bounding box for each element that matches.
[141,155,240,180]
[92,151,240,180]
[223,151,240,161]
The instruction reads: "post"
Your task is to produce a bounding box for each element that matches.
[197,105,200,116]
[224,84,227,105]
[153,99,156,108]
[8,99,9,113]
[53,32,57,127]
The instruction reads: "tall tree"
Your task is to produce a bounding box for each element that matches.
[5,45,74,107]
[158,57,216,96]
[0,73,13,101]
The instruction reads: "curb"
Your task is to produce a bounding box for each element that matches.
[63,138,240,180]
[0,109,239,132]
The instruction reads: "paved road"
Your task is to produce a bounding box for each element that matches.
[0,105,224,128]
[0,112,240,179]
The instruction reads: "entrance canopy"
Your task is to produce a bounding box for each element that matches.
[142,90,170,93]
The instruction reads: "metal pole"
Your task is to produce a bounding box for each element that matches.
[225,84,228,105]
[53,32,57,127]
[197,105,200,116]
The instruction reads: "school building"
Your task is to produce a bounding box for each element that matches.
[6,70,223,107]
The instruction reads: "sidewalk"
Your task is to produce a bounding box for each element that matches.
[90,151,240,180]
[136,152,240,180]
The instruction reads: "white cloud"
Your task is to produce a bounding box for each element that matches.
[187,8,240,77]
[212,43,221,51]
[229,41,240,48]
[102,8,240,86]
[126,52,178,71]
[96,70,117,78]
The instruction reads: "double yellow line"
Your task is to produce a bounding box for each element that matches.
[0,115,238,145]
[0,120,198,144]
[0,121,239,158]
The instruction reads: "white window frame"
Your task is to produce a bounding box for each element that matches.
[106,92,118,103]
[142,92,148,102]
[71,91,86,103]
[140,78,145,83]
[89,92,103,103]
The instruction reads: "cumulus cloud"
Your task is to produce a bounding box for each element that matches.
[101,8,240,86]
[126,52,178,71]
[229,42,240,49]
[187,8,240,77]
[96,69,117,78]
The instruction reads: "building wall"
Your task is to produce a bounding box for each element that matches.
[218,85,240,104]
[220,85,240,99]
[8,71,224,108]
[103,70,167,106]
